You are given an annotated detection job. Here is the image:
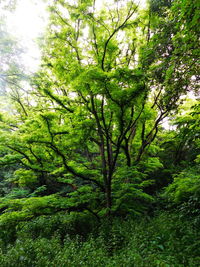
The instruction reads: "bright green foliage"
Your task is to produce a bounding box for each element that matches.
[164,166,200,203]
[0,2,199,262]
[0,0,170,219]
[170,0,199,95]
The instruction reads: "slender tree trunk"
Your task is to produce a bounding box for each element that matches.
[105,176,112,215]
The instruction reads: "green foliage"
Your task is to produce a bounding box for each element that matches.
[12,169,38,187]
[0,0,167,219]
[0,211,200,266]
[0,3,199,266]
[163,166,200,204]
[112,165,155,215]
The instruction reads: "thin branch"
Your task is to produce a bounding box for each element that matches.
[101,3,138,71]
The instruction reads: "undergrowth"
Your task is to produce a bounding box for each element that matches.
[0,209,200,267]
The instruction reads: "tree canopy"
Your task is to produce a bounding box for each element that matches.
[0,0,199,224]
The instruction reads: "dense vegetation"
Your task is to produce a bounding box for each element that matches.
[0,0,199,266]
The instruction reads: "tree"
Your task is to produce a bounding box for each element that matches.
[0,0,199,221]
[31,0,164,215]
[162,103,200,210]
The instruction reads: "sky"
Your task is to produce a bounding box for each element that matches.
[4,0,147,72]
[6,0,49,72]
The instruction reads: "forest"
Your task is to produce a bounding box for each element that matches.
[0,0,199,266]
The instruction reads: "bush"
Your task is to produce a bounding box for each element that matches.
[0,211,200,266]
[16,211,99,241]
[163,166,200,204]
